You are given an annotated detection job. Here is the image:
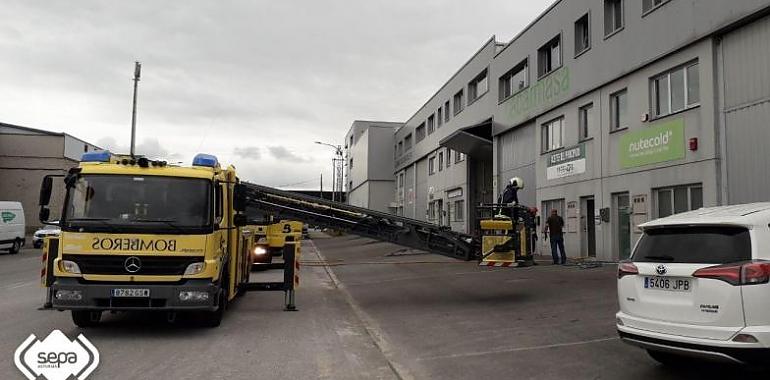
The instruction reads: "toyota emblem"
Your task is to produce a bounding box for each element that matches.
[655,264,667,275]
[124,256,142,273]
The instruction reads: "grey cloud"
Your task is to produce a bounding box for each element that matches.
[233,146,261,160]
[0,0,549,184]
[267,146,311,163]
[97,136,182,160]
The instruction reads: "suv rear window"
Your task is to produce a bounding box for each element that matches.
[633,226,751,264]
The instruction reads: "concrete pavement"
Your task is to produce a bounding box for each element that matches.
[0,232,766,379]
[0,240,397,380]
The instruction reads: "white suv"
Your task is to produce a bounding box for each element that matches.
[617,203,770,366]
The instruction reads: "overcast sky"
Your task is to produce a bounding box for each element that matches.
[1,1,550,189]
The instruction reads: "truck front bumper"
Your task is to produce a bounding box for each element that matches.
[51,278,220,311]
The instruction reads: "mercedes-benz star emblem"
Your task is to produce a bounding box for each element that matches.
[124,256,142,273]
[656,264,667,275]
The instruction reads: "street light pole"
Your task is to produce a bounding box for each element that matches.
[315,141,343,202]
[130,61,141,157]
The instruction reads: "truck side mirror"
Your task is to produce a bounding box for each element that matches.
[233,214,248,227]
[39,176,53,206]
[233,184,247,212]
[39,207,51,223]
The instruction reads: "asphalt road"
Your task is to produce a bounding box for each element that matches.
[0,233,766,379]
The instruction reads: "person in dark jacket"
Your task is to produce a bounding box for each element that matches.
[498,177,524,219]
[544,209,567,265]
[500,177,522,205]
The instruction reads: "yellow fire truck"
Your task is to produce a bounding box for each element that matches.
[243,220,303,266]
[39,152,256,327]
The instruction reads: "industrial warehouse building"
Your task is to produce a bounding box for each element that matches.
[346,0,770,262]
[0,123,101,232]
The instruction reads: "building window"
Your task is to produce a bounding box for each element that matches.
[444,101,450,123]
[579,103,594,140]
[398,173,404,189]
[604,0,624,37]
[394,145,397,159]
[437,107,443,128]
[349,181,353,191]
[397,141,403,157]
[349,158,353,169]
[404,134,412,150]
[656,184,703,218]
[538,35,561,78]
[468,69,488,104]
[429,156,436,175]
[454,200,465,221]
[454,151,465,163]
[438,151,444,171]
[428,201,437,221]
[499,59,529,101]
[415,123,426,142]
[350,135,354,147]
[651,62,700,118]
[610,89,628,131]
[446,148,452,168]
[541,117,564,153]
[428,114,435,135]
[575,13,590,56]
[453,90,464,115]
[643,0,669,14]
[84,144,89,152]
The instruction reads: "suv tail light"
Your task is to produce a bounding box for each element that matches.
[618,261,639,279]
[693,261,770,286]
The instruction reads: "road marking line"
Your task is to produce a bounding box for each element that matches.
[311,239,413,380]
[4,280,35,290]
[418,337,619,361]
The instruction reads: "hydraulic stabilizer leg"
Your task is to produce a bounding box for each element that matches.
[283,237,298,311]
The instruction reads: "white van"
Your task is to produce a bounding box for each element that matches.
[617,203,770,366]
[0,201,25,254]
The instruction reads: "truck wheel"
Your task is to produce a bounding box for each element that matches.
[72,310,102,327]
[200,282,228,328]
[9,239,21,254]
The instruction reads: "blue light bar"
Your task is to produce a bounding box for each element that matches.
[192,153,219,168]
[81,150,112,162]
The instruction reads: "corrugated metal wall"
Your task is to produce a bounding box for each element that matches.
[499,123,536,172]
[497,124,537,207]
[722,15,770,204]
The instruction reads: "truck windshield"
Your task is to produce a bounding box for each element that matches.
[64,175,212,233]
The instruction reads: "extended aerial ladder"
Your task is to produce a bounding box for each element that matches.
[240,182,479,261]
[238,182,538,264]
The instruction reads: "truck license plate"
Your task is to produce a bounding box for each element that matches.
[111,288,150,298]
[644,277,691,292]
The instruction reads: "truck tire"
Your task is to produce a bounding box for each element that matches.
[9,239,21,254]
[200,279,228,328]
[72,310,102,327]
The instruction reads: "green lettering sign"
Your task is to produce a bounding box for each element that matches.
[505,66,570,124]
[619,118,685,169]
[1,211,15,223]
